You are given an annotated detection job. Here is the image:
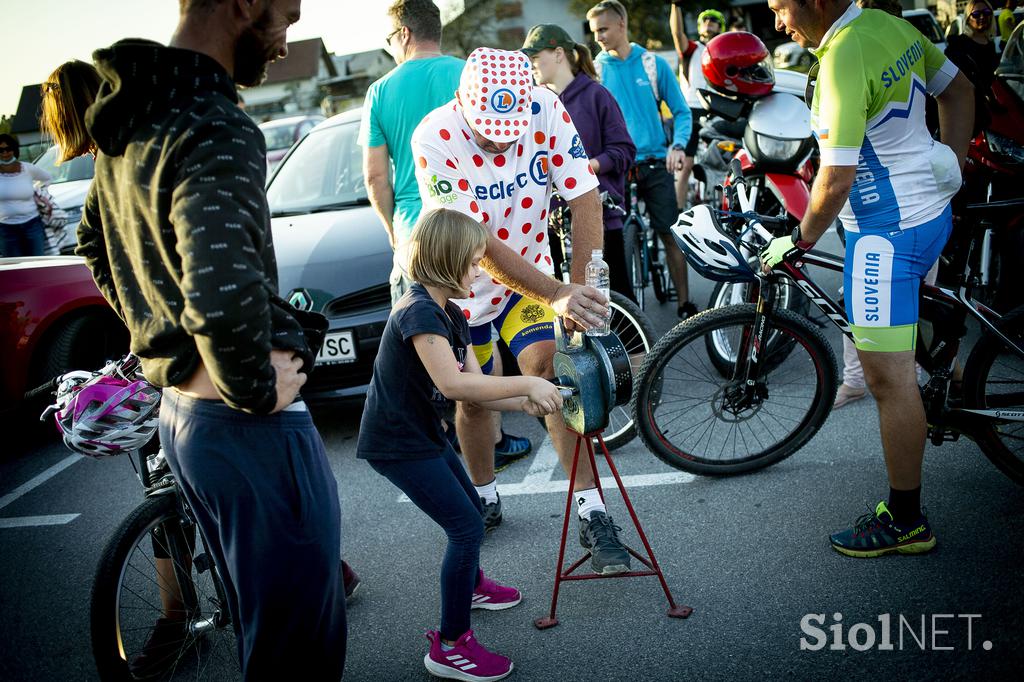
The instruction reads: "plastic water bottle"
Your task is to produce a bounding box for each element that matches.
[585,249,611,337]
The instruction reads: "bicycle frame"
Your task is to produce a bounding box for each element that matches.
[728,175,1024,426]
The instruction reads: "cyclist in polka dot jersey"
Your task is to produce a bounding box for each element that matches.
[412,48,635,573]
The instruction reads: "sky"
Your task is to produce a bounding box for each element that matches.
[3,0,461,117]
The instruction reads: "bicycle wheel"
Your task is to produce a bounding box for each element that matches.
[632,304,837,475]
[91,493,238,681]
[622,219,646,310]
[962,306,1024,485]
[603,292,657,450]
[704,279,810,377]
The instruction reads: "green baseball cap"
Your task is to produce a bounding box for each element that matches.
[521,24,576,56]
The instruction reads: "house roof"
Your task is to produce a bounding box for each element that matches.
[264,37,337,84]
[9,84,43,134]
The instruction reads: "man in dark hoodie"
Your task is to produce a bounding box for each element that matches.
[77,1,346,679]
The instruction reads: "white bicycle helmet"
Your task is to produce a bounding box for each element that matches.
[671,204,756,282]
[55,375,161,457]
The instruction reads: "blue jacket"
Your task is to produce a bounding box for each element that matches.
[595,44,691,161]
[557,72,636,230]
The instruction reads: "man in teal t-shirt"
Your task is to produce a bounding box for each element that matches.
[360,0,463,304]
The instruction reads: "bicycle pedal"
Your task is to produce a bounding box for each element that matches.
[927,425,961,445]
[193,552,212,573]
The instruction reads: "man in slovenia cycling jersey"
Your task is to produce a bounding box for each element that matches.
[762,0,974,557]
[411,48,634,574]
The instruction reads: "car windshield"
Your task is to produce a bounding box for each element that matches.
[998,24,1024,104]
[904,14,943,44]
[267,120,368,215]
[262,123,297,151]
[32,146,95,184]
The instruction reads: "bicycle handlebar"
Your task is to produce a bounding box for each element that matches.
[727,159,775,246]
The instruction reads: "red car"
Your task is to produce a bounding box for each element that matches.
[0,256,128,416]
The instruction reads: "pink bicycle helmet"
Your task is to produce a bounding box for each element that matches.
[55,375,161,457]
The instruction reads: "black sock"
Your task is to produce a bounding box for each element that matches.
[887,486,922,525]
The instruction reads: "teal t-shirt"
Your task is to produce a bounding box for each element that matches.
[359,55,465,247]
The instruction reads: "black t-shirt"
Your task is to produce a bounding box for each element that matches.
[357,284,470,460]
[945,35,1000,134]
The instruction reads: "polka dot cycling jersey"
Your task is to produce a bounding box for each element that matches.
[412,86,598,325]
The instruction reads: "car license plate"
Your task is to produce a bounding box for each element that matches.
[316,330,356,365]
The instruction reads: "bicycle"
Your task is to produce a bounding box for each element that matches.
[619,162,671,309]
[37,356,238,681]
[548,194,657,450]
[631,162,1024,482]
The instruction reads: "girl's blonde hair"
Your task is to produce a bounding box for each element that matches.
[409,208,488,292]
[40,60,102,163]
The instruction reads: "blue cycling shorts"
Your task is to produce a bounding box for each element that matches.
[843,204,952,352]
[469,292,555,374]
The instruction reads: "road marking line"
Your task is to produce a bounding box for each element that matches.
[0,454,81,511]
[0,514,80,529]
[399,435,693,502]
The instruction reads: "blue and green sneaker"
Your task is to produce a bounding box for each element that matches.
[829,501,937,558]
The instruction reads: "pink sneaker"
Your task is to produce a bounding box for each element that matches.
[424,629,513,681]
[471,570,522,611]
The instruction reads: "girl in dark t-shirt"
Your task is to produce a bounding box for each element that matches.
[357,208,562,681]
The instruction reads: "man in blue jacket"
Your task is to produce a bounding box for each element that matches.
[588,0,696,318]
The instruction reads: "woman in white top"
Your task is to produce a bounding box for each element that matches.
[0,133,52,256]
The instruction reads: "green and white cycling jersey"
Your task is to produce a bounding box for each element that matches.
[810,4,962,233]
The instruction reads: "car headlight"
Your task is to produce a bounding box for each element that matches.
[987,131,1024,165]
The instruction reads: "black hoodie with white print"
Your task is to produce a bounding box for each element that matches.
[78,40,309,414]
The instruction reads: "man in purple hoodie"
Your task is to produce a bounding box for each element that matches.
[522,24,637,302]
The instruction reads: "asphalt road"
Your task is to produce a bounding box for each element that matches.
[2,230,1022,681]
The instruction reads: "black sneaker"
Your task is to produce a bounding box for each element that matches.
[578,510,631,574]
[129,617,192,679]
[678,301,699,320]
[481,492,503,532]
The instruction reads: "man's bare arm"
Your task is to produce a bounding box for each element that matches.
[670,4,689,58]
[936,71,974,170]
[364,143,396,248]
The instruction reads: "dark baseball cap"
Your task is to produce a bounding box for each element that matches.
[521,24,576,56]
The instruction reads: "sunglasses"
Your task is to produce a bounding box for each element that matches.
[0,147,13,153]
[969,9,993,18]
[384,27,402,46]
[43,81,60,94]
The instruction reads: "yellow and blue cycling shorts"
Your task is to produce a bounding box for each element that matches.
[844,204,952,352]
[470,292,555,374]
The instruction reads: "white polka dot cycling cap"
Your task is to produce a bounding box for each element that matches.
[459,47,533,143]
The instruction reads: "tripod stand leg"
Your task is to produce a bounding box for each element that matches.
[534,433,585,630]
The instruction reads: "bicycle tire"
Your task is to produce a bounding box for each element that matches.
[704,279,809,377]
[632,304,838,475]
[622,219,646,310]
[962,306,1024,485]
[91,493,237,681]
[603,292,657,450]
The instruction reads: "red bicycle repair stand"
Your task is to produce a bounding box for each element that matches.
[533,429,693,629]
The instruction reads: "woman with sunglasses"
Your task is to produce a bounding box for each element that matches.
[946,0,1000,134]
[0,133,52,257]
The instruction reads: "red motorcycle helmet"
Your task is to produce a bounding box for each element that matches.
[701,31,774,98]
